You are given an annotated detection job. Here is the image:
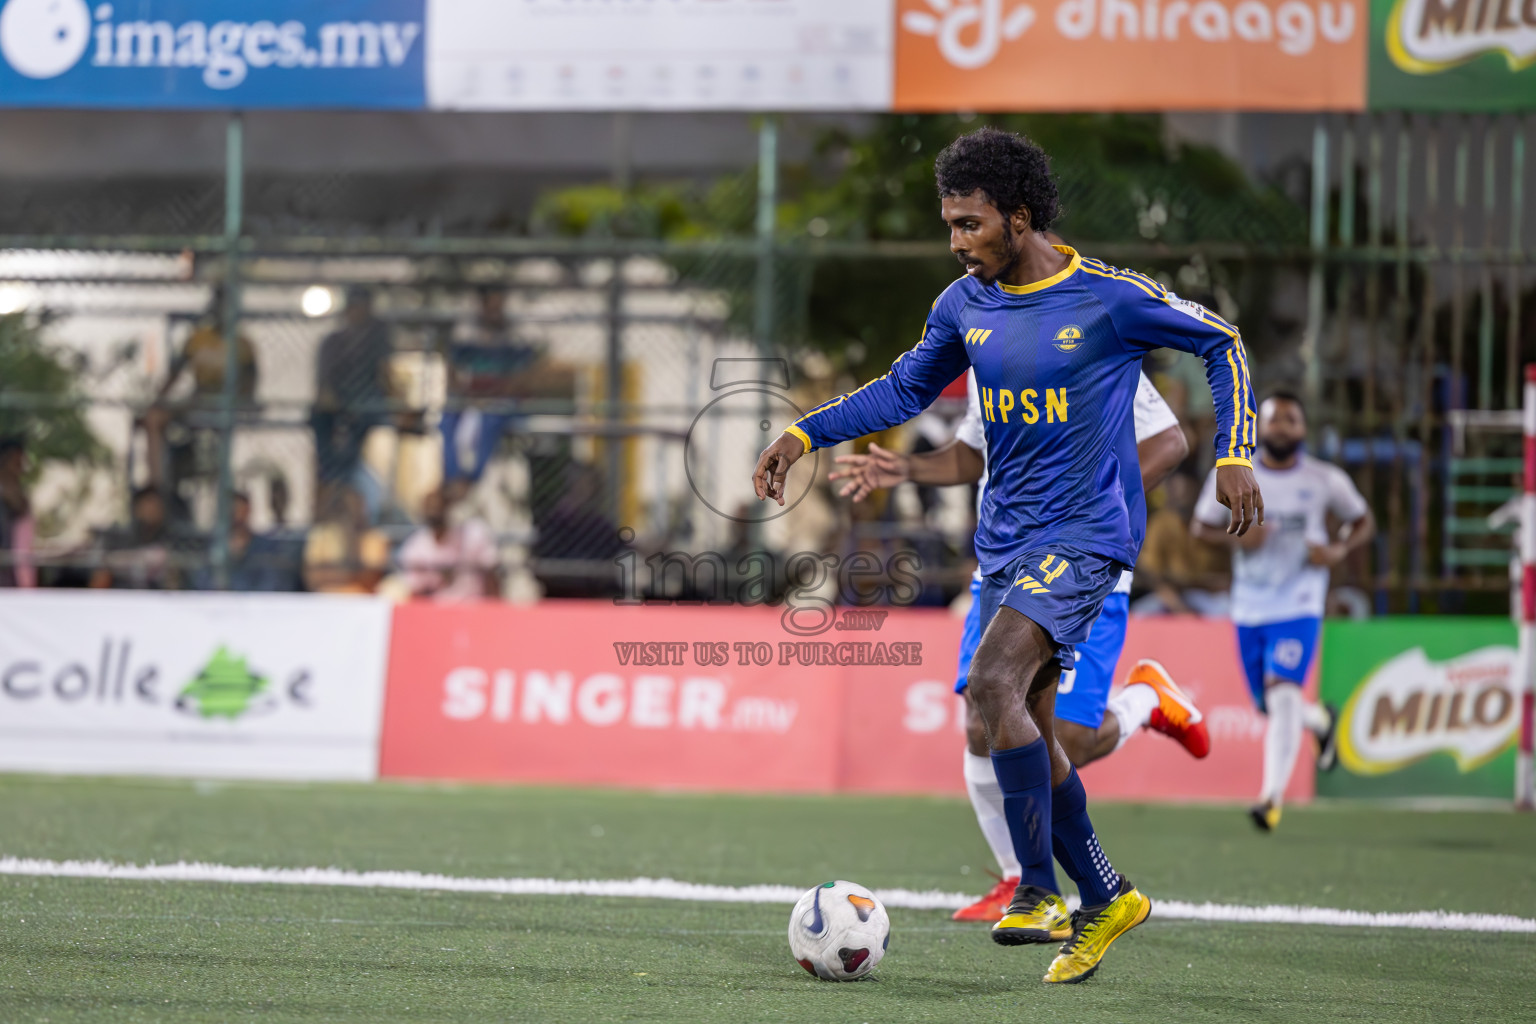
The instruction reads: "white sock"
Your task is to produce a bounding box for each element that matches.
[963,750,1021,878]
[1260,683,1305,807]
[1108,683,1160,752]
[1301,699,1331,737]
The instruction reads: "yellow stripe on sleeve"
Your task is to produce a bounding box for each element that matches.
[1224,348,1243,461]
[1215,457,1253,468]
[1234,338,1256,449]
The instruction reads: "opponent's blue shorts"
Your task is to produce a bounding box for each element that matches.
[975,546,1127,674]
[1055,592,1130,729]
[1236,616,1321,711]
[953,575,984,694]
[955,576,1129,732]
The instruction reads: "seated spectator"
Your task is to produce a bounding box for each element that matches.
[261,473,306,592]
[0,435,35,587]
[1131,471,1230,616]
[192,491,297,593]
[312,288,396,495]
[91,486,178,590]
[302,486,390,594]
[396,486,499,601]
[532,464,624,598]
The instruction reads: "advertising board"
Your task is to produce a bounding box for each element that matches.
[0,591,392,781]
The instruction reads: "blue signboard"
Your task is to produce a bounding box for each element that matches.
[0,0,425,108]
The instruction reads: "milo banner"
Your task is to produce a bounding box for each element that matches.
[1370,0,1536,109]
[1318,618,1521,798]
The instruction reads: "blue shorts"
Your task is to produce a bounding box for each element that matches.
[1236,616,1321,711]
[974,546,1127,674]
[1055,592,1130,729]
[954,579,1129,732]
[953,575,985,694]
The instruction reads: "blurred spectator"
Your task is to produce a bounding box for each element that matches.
[191,491,297,593]
[533,463,624,597]
[442,285,575,483]
[91,487,177,590]
[0,435,35,588]
[397,486,499,601]
[313,288,395,495]
[261,473,306,592]
[302,486,390,594]
[1131,471,1230,616]
[142,285,257,518]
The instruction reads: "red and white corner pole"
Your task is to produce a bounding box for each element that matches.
[1518,365,1536,810]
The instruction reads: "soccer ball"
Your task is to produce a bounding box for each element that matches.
[787,880,890,981]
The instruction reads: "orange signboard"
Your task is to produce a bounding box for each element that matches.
[380,601,1310,805]
[894,0,1366,111]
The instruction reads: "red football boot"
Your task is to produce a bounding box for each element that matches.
[1130,659,1211,759]
[951,873,1020,922]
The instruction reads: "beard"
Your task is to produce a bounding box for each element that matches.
[1260,436,1301,461]
[958,222,1024,284]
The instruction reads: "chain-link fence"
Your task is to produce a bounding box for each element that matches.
[0,112,1532,612]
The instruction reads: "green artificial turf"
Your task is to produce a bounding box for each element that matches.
[1,776,1533,1023]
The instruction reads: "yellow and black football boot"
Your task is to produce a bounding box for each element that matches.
[1042,876,1152,984]
[990,883,1073,945]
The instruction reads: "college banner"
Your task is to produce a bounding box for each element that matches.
[1317,618,1520,798]
[0,0,425,108]
[380,601,1299,803]
[892,0,1367,111]
[0,591,392,780]
[1369,0,1536,109]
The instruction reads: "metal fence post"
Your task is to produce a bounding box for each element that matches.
[750,115,778,549]
[1303,117,1329,416]
[210,112,244,590]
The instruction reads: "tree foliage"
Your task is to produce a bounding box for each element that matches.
[0,313,109,477]
[532,114,1304,375]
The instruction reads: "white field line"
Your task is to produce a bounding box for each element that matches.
[1,856,1533,934]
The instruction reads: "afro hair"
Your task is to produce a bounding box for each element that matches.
[934,127,1060,233]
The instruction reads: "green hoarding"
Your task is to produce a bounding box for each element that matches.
[1317,618,1520,798]
[1370,0,1536,110]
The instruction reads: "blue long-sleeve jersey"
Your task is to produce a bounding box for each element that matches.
[787,247,1255,574]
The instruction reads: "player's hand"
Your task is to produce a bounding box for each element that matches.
[1215,463,1264,536]
[753,432,807,506]
[1307,542,1348,567]
[828,442,910,502]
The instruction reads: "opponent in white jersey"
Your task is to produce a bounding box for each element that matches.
[830,369,1207,921]
[1191,390,1374,832]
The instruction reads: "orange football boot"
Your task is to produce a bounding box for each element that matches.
[951,873,1020,922]
[1128,659,1210,759]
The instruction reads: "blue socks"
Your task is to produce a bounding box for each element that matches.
[1051,766,1121,907]
[989,739,1058,893]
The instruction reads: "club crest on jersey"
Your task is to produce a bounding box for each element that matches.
[1052,324,1085,352]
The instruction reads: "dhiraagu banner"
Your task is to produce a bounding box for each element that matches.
[1370,0,1536,109]
[1318,618,1520,798]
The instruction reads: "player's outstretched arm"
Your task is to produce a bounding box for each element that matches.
[1137,423,1188,491]
[828,439,984,502]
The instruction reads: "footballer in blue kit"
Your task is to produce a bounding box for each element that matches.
[831,363,1211,924]
[753,127,1262,984]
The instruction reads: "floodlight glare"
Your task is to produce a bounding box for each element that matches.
[0,284,28,315]
[301,285,335,318]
